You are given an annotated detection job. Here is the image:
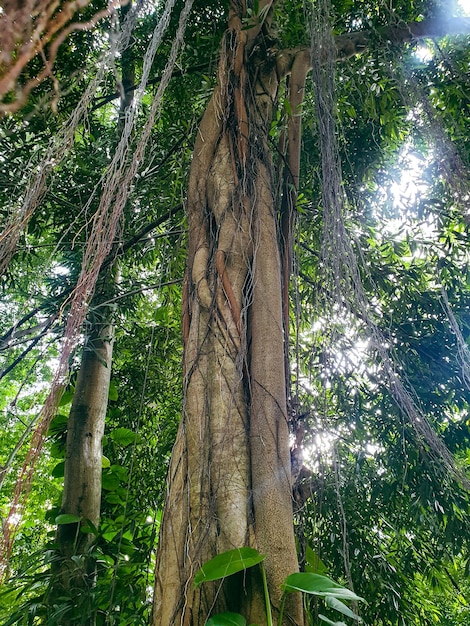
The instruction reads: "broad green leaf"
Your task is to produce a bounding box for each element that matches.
[47,413,68,435]
[102,455,111,468]
[194,548,266,587]
[101,472,120,491]
[55,514,81,525]
[97,554,115,566]
[206,612,246,626]
[305,544,328,574]
[110,427,136,447]
[105,492,125,505]
[102,530,120,542]
[58,389,74,406]
[282,573,364,602]
[318,615,347,626]
[51,461,65,478]
[50,440,66,458]
[326,596,362,621]
[109,464,128,480]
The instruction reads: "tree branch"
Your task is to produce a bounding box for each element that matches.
[0,414,39,491]
[278,16,470,77]
[1,206,183,358]
[114,204,183,260]
[0,307,42,348]
[335,16,470,60]
[0,315,57,352]
[0,321,55,381]
[90,63,210,111]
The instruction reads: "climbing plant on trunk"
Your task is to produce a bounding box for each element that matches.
[1,0,470,623]
[153,3,307,624]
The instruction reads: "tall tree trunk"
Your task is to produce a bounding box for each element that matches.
[54,293,115,591]
[153,4,305,624]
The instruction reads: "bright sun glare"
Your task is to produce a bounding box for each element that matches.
[458,0,470,15]
[414,1,470,60]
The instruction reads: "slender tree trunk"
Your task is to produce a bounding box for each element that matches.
[55,297,115,585]
[57,312,113,556]
[153,4,305,624]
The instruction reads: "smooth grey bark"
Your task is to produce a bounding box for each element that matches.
[54,301,115,596]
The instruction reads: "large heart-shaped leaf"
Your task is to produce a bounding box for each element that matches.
[194,548,266,587]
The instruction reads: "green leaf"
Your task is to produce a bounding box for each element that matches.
[58,389,74,406]
[55,514,81,525]
[101,472,120,491]
[102,530,119,542]
[108,380,118,401]
[102,455,111,468]
[105,492,125,505]
[206,613,246,626]
[325,596,362,621]
[194,548,266,587]
[97,554,115,566]
[155,306,169,322]
[282,573,364,602]
[80,519,98,535]
[51,461,65,478]
[45,506,60,522]
[50,440,65,459]
[47,412,68,436]
[318,615,347,626]
[109,427,136,447]
[305,544,328,574]
[50,603,72,620]
[109,464,128,480]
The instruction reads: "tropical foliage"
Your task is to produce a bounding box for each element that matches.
[1,0,470,624]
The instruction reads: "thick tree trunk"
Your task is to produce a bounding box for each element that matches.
[153,6,303,624]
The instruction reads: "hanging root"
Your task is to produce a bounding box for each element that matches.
[440,288,470,392]
[215,250,242,335]
[280,49,309,338]
[1,0,195,573]
[310,0,470,489]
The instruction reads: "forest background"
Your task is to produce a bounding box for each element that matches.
[1,0,470,624]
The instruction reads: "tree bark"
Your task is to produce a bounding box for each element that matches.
[53,294,115,597]
[153,4,304,624]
